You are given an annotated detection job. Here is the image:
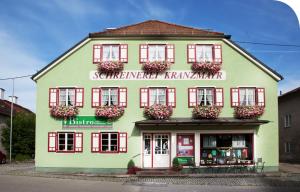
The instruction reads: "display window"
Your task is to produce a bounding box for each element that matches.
[177,134,194,157]
[200,134,253,166]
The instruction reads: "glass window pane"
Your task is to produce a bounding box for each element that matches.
[157,45,165,61]
[102,46,110,61]
[148,46,156,62]
[196,45,213,62]
[111,46,119,61]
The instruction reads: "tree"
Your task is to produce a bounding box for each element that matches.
[1,112,35,159]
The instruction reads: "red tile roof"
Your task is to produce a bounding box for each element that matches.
[0,99,34,117]
[90,20,226,37]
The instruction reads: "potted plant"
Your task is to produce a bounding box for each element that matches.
[191,61,221,75]
[50,105,79,119]
[234,105,264,119]
[97,61,124,73]
[172,157,183,172]
[95,105,124,120]
[142,61,171,73]
[144,104,173,120]
[127,159,141,175]
[192,105,222,119]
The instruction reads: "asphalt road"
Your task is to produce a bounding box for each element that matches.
[1,175,300,192]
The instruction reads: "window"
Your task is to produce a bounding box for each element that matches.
[284,114,292,128]
[149,88,167,105]
[101,88,118,106]
[239,88,255,106]
[284,142,291,153]
[59,88,76,106]
[196,45,213,62]
[102,45,119,61]
[148,45,165,62]
[101,132,118,152]
[200,134,253,166]
[58,132,74,152]
[197,88,214,106]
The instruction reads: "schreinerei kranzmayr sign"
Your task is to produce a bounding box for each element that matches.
[62,116,112,129]
[90,70,226,81]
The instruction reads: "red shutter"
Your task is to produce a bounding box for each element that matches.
[231,88,239,107]
[91,133,100,152]
[120,44,128,63]
[213,44,222,64]
[215,88,224,107]
[92,88,101,107]
[187,44,196,63]
[119,132,127,153]
[93,44,102,63]
[140,88,149,107]
[49,88,58,107]
[119,88,127,107]
[48,132,57,152]
[139,44,148,63]
[75,88,84,107]
[75,132,83,152]
[167,88,176,107]
[188,88,197,107]
[166,44,175,63]
[256,88,265,107]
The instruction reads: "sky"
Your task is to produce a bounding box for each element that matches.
[0,0,300,112]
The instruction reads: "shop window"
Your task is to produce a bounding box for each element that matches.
[102,45,119,61]
[197,88,214,106]
[101,132,118,152]
[177,135,194,157]
[284,114,292,128]
[200,134,253,166]
[239,88,255,106]
[196,45,213,62]
[149,88,167,105]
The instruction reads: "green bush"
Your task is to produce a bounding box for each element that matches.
[172,157,183,171]
[127,159,135,169]
[15,154,32,161]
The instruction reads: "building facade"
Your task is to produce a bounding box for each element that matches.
[279,87,300,163]
[32,20,282,173]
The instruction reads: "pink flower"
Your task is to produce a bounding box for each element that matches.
[234,106,264,119]
[98,61,124,73]
[95,105,124,120]
[144,104,173,120]
[192,105,221,119]
[191,62,221,75]
[50,105,79,119]
[142,61,171,73]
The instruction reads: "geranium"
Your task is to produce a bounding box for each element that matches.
[234,105,264,119]
[142,61,171,73]
[144,104,173,120]
[192,105,221,119]
[50,105,79,119]
[97,61,124,73]
[95,105,124,120]
[191,62,221,75]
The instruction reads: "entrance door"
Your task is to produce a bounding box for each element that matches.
[143,134,152,168]
[153,134,170,168]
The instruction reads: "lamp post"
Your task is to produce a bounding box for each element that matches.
[9,78,14,163]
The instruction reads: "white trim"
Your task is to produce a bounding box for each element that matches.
[33,38,91,81]
[223,39,281,81]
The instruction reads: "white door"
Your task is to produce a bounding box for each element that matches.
[153,134,170,168]
[143,134,152,168]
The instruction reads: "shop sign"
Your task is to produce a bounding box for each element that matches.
[90,70,226,81]
[62,116,112,128]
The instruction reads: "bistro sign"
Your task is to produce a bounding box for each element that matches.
[62,116,112,129]
[90,70,226,81]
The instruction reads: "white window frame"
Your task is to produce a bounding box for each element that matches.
[101,88,119,106]
[284,114,292,128]
[59,88,76,106]
[239,88,256,106]
[284,142,291,153]
[100,132,119,152]
[149,88,167,105]
[102,45,120,62]
[197,88,215,106]
[195,44,213,63]
[148,45,166,62]
[57,132,75,152]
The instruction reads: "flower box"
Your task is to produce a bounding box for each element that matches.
[234,105,264,119]
[142,61,171,73]
[97,61,124,73]
[144,104,173,120]
[95,105,124,120]
[50,105,79,119]
[191,62,221,75]
[192,105,221,119]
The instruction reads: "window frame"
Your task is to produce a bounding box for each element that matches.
[101,44,120,62]
[195,44,214,63]
[284,114,292,128]
[58,88,76,107]
[57,132,75,153]
[196,87,215,106]
[100,132,119,153]
[100,87,119,106]
[149,87,167,105]
[284,142,291,153]
[148,44,166,62]
[238,87,256,106]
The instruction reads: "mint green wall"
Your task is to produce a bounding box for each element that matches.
[35,38,279,170]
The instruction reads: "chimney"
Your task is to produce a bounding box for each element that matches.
[0,88,4,100]
[9,96,18,104]
[280,90,283,96]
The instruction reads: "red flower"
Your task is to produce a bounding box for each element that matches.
[142,61,171,73]
[95,105,124,120]
[234,106,264,119]
[50,105,79,119]
[191,62,221,75]
[144,104,173,120]
[98,61,124,73]
[192,105,221,119]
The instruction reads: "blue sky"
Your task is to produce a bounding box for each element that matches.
[0,0,299,112]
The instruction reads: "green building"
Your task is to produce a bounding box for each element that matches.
[32,20,283,173]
